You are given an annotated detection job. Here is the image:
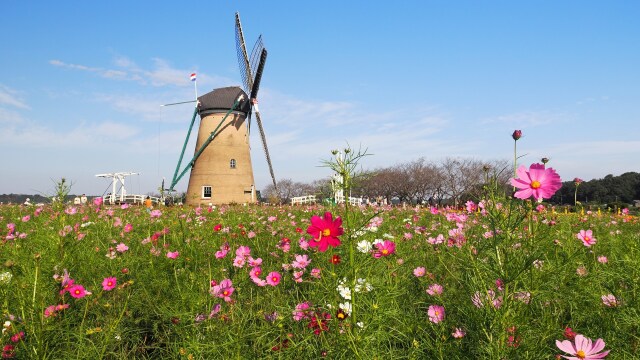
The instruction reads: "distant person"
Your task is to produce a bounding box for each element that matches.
[80,194,88,204]
[73,196,81,205]
[24,198,32,206]
[144,196,153,213]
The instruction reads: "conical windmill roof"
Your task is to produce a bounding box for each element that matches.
[198,86,251,115]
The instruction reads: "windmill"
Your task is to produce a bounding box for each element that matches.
[167,12,277,205]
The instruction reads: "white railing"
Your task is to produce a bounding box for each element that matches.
[335,194,363,206]
[291,195,317,205]
[102,194,162,205]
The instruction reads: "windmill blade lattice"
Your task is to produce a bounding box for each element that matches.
[234,12,278,193]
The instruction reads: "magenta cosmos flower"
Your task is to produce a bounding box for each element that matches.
[102,277,117,291]
[577,230,596,247]
[556,334,610,359]
[373,240,396,258]
[68,284,90,299]
[511,163,562,201]
[306,212,344,252]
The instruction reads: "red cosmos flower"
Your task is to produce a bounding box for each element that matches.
[330,255,341,265]
[214,224,222,232]
[306,212,343,252]
[564,327,577,341]
[307,312,331,335]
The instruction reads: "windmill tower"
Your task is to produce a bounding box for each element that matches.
[169,13,277,206]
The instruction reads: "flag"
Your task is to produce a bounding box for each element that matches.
[190,73,197,82]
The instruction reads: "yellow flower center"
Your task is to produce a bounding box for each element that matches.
[530,180,541,189]
[322,229,331,236]
[382,249,389,255]
[222,290,229,296]
[576,350,586,359]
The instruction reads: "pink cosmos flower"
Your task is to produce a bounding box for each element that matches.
[426,283,444,296]
[68,284,90,299]
[123,223,133,233]
[236,246,251,258]
[249,266,263,278]
[597,256,608,264]
[310,268,321,279]
[465,201,477,213]
[511,163,562,201]
[44,305,57,318]
[116,243,129,253]
[293,302,311,321]
[601,294,618,307]
[93,197,103,206]
[212,279,234,302]
[373,240,396,258]
[292,254,311,269]
[452,328,466,339]
[102,277,117,291]
[166,251,179,259]
[150,209,162,218]
[413,267,426,277]
[208,303,221,319]
[233,256,246,268]
[248,257,262,267]
[266,271,282,286]
[577,230,596,247]
[306,212,344,252]
[427,305,445,324]
[251,276,267,287]
[556,334,610,359]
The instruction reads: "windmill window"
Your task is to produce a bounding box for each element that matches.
[202,186,212,199]
[230,159,236,169]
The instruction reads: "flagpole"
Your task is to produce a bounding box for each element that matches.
[194,78,198,101]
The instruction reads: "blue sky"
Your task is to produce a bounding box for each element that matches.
[1,1,639,196]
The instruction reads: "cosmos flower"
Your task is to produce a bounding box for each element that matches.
[292,254,311,269]
[428,305,445,324]
[512,130,522,140]
[68,284,90,299]
[556,334,610,359]
[266,272,282,286]
[511,163,562,202]
[306,212,343,252]
[373,240,396,258]
[102,277,117,291]
[577,230,597,247]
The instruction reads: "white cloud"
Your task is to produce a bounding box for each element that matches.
[0,84,29,109]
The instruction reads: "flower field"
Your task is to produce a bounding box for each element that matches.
[1,195,639,359]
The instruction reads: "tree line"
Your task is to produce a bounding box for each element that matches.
[262,157,513,205]
[263,159,639,207]
[549,172,640,207]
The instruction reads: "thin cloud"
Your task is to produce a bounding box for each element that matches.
[480,110,570,127]
[0,84,29,109]
[49,57,235,89]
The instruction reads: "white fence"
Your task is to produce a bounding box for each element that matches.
[291,195,317,205]
[102,194,162,205]
[335,194,364,206]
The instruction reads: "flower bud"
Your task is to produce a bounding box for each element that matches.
[512,130,522,140]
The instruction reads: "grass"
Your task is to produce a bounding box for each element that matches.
[1,199,638,359]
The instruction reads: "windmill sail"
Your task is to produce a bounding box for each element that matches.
[235,12,278,192]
